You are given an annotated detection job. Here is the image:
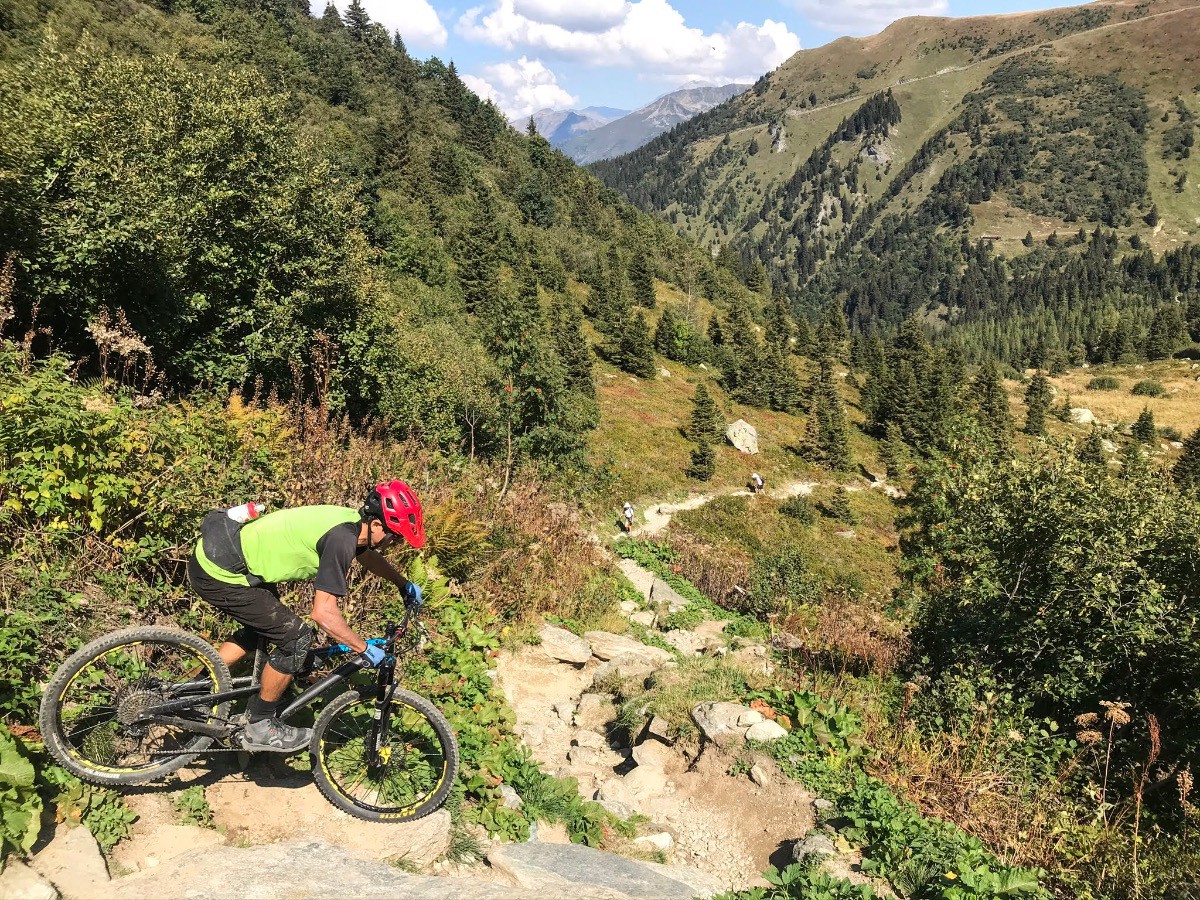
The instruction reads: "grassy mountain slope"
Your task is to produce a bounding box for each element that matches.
[592,0,1200,364]
[598,0,1199,247]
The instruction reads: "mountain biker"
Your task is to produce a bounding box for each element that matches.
[185,481,425,753]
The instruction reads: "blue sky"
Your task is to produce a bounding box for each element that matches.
[318,0,1086,118]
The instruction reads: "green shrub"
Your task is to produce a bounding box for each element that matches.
[748,544,823,618]
[172,785,214,828]
[780,495,816,524]
[43,767,137,851]
[0,730,41,860]
[1131,379,1165,397]
[1086,375,1120,390]
[0,612,47,723]
[905,436,1200,764]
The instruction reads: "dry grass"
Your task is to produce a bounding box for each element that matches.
[1002,360,1200,453]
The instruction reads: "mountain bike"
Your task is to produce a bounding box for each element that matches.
[38,602,458,822]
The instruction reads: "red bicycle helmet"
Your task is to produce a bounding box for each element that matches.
[363,480,425,549]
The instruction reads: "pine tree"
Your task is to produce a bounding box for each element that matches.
[815,299,850,359]
[456,193,501,311]
[687,382,725,444]
[973,358,1012,449]
[725,299,765,405]
[882,422,909,479]
[826,487,858,525]
[1024,373,1052,436]
[1133,407,1157,443]
[1078,429,1106,467]
[1173,426,1200,493]
[1145,204,1160,227]
[763,346,804,412]
[343,0,371,36]
[618,312,656,378]
[1022,230,1034,247]
[526,116,537,136]
[320,1,344,28]
[802,359,852,471]
[687,438,716,481]
[1120,439,1148,473]
[707,314,725,347]
[764,291,795,351]
[629,251,656,308]
[550,295,594,398]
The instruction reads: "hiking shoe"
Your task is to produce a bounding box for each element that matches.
[240,717,311,754]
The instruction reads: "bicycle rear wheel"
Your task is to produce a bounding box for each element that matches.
[40,627,232,785]
[311,689,458,822]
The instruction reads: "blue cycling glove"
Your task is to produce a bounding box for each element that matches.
[359,644,386,668]
[404,581,424,608]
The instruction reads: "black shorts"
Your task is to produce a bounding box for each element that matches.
[186,553,304,651]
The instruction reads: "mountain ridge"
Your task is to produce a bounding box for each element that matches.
[561,83,752,164]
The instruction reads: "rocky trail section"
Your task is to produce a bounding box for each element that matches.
[10,494,895,900]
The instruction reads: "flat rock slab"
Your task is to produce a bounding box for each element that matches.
[204,779,450,866]
[0,859,59,900]
[488,841,724,899]
[538,625,593,664]
[109,839,528,899]
[584,631,672,663]
[31,824,109,900]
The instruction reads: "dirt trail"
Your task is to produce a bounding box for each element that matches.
[627,475,901,538]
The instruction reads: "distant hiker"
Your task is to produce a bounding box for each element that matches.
[187,481,425,753]
[622,501,635,533]
[750,472,765,494]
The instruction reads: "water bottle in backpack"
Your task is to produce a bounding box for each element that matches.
[226,502,266,524]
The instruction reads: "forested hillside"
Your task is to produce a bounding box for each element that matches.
[592,0,1200,366]
[0,0,759,467]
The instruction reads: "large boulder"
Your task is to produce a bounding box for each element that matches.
[1069,408,1098,426]
[584,632,672,663]
[725,420,759,455]
[538,625,593,664]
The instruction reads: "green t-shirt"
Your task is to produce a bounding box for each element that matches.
[197,505,361,588]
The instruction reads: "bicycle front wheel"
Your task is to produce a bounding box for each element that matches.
[311,689,458,822]
[40,627,232,785]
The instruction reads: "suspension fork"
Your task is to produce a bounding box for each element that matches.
[365,623,398,767]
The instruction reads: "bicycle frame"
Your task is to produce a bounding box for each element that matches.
[139,607,419,741]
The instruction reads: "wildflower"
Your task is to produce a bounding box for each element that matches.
[1074,712,1099,727]
[1177,767,1193,810]
[1099,701,1131,727]
[945,872,958,881]
[1006,729,1024,742]
[1078,729,1103,745]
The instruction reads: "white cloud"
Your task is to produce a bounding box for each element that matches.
[512,0,629,33]
[462,57,578,119]
[785,0,949,37]
[318,0,448,47]
[457,0,801,86]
